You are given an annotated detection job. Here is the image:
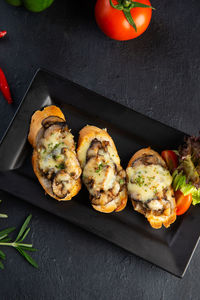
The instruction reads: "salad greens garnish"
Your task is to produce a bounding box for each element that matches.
[172,136,200,205]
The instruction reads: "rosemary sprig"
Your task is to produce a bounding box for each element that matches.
[0,200,8,219]
[0,214,38,269]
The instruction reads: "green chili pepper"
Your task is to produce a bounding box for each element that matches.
[5,0,55,12]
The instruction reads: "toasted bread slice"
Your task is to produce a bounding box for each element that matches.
[77,125,127,213]
[28,105,81,201]
[126,147,176,229]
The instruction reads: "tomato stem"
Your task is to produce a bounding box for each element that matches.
[109,0,154,32]
[122,0,132,8]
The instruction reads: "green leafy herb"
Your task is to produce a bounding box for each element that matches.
[172,136,200,205]
[52,143,60,151]
[134,175,144,187]
[172,170,199,205]
[56,163,65,170]
[95,163,104,173]
[0,200,8,219]
[119,179,125,185]
[48,142,53,149]
[153,188,158,195]
[0,215,38,269]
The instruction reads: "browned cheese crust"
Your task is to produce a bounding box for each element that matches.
[127,147,176,229]
[77,125,127,213]
[28,105,81,201]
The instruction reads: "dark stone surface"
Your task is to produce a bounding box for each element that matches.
[0,0,200,299]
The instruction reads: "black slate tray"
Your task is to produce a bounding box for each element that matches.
[0,69,199,277]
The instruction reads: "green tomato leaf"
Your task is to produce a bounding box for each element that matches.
[132,2,155,9]
[109,0,123,10]
[123,10,137,31]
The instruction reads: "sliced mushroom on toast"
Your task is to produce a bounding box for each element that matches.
[77,125,127,213]
[28,105,82,201]
[126,148,176,229]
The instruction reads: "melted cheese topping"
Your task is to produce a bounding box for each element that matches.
[38,130,76,174]
[83,156,116,195]
[127,164,172,202]
[78,134,120,168]
[82,139,125,206]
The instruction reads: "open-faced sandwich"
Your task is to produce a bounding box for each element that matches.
[28,105,82,201]
[126,147,176,228]
[77,125,127,213]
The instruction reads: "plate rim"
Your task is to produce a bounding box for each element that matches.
[0,68,198,278]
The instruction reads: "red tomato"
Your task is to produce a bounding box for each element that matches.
[175,190,192,216]
[95,0,152,41]
[161,150,178,172]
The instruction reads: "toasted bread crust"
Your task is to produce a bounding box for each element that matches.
[77,125,127,213]
[77,125,120,168]
[28,105,65,148]
[29,105,81,201]
[127,147,176,229]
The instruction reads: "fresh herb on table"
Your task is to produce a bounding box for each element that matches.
[0,214,38,269]
[0,200,8,219]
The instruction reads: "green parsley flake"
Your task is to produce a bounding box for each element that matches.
[134,175,145,187]
[95,163,104,173]
[56,163,65,170]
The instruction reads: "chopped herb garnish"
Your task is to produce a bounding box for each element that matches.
[95,163,104,173]
[119,179,125,185]
[56,163,65,170]
[53,143,60,150]
[48,143,53,149]
[134,175,145,187]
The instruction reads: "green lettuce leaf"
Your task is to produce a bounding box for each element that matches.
[172,170,200,205]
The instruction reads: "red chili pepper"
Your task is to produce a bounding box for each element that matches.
[0,68,13,104]
[0,31,7,38]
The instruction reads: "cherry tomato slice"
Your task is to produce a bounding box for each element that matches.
[175,190,192,215]
[161,150,178,172]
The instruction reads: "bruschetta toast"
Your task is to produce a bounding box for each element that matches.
[28,105,82,201]
[126,148,176,228]
[77,125,127,213]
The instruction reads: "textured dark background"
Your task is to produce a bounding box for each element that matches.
[0,0,200,299]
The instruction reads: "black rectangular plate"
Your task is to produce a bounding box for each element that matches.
[0,69,199,277]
